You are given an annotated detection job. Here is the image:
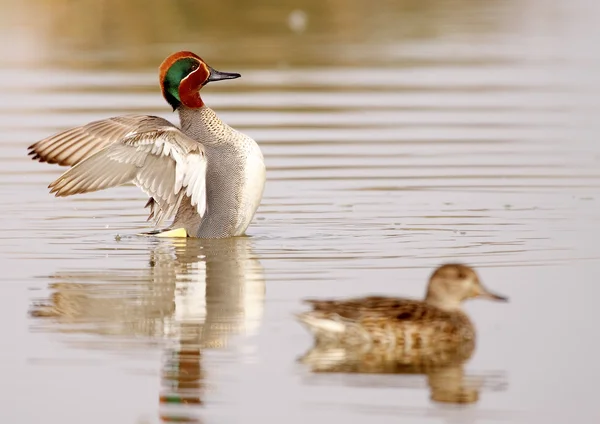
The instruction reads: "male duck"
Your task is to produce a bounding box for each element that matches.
[297,264,508,351]
[28,51,266,239]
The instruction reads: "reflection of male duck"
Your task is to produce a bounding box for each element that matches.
[297,264,508,405]
[30,237,265,421]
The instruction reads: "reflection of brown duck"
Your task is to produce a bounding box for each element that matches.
[299,343,487,404]
[29,237,265,422]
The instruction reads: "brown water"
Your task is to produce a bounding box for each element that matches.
[1,0,600,422]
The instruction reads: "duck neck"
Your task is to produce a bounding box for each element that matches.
[178,104,210,125]
[424,293,463,312]
[177,105,231,143]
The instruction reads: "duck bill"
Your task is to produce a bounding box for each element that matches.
[476,284,509,302]
[207,66,241,82]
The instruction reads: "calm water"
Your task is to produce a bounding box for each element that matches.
[1,0,599,422]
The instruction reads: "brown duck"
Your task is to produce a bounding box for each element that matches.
[297,264,508,358]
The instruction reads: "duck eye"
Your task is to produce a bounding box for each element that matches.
[190,62,199,71]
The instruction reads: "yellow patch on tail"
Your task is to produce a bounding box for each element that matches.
[138,228,188,238]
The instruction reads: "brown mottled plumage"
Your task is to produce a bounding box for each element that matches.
[297,264,507,354]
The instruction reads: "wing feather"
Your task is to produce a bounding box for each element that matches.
[304,296,456,325]
[44,123,207,225]
[28,115,175,166]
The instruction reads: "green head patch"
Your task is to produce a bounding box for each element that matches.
[162,57,201,109]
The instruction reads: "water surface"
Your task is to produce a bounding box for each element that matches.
[1,0,599,423]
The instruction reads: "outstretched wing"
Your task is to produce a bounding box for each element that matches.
[27,115,175,166]
[46,125,207,227]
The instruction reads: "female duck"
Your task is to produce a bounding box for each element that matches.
[297,264,508,350]
[28,51,266,239]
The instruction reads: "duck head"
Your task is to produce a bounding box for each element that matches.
[425,263,508,311]
[159,51,241,110]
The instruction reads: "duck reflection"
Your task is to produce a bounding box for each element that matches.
[298,341,506,405]
[30,236,265,423]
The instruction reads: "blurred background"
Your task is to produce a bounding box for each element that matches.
[0,0,599,423]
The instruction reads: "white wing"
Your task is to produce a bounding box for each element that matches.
[47,126,207,226]
[28,115,176,166]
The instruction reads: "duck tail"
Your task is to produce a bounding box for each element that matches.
[295,311,347,337]
[137,227,188,238]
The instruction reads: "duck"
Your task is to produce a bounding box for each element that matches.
[27,51,266,239]
[296,264,508,355]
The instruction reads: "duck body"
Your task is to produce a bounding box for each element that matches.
[298,296,475,353]
[27,51,265,239]
[169,106,265,238]
[297,264,508,360]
